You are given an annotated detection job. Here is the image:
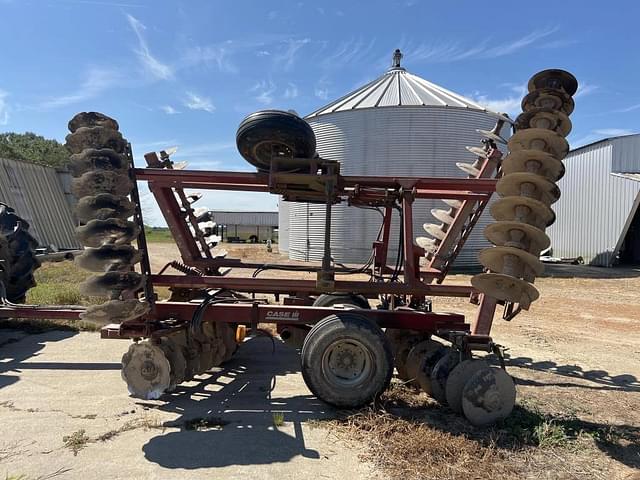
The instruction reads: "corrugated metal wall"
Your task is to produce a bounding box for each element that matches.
[547,140,640,266]
[288,106,502,266]
[278,197,290,250]
[211,211,278,226]
[0,157,80,249]
[611,134,640,173]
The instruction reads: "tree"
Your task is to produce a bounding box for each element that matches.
[0,132,69,168]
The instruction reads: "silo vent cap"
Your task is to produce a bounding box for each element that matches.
[392,49,403,69]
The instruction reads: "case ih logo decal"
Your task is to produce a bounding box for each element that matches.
[265,310,300,321]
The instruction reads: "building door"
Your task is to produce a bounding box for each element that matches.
[620,205,640,265]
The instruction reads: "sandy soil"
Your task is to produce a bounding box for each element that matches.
[148,242,640,478]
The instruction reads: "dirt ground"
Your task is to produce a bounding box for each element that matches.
[1,242,639,479]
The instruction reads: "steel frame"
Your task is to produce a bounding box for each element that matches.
[0,153,501,349]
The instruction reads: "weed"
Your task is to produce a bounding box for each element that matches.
[272,412,285,427]
[62,430,89,456]
[184,416,228,431]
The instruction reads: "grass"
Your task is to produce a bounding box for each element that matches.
[317,384,630,480]
[272,412,285,427]
[143,226,174,243]
[62,429,90,456]
[183,416,229,431]
[26,262,102,307]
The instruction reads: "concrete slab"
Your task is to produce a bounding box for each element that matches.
[0,330,382,479]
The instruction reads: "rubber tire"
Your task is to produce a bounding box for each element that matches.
[301,312,393,408]
[236,110,316,172]
[0,204,40,303]
[313,293,370,310]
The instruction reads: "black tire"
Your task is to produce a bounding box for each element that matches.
[313,293,370,309]
[301,312,393,408]
[236,110,316,172]
[0,203,40,303]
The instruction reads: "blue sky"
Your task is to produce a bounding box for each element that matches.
[0,0,638,225]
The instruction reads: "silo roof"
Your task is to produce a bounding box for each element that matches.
[307,51,496,118]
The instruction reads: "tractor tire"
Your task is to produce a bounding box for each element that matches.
[236,110,316,172]
[301,312,393,408]
[313,293,370,310]
[0,203,40,303]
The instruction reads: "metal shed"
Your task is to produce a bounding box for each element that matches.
[0,157,80,249]
[284,52,505,266]
[547,134,640,266]
[211,210,278,243]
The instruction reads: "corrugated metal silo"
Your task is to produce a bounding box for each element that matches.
[285,53,505,266]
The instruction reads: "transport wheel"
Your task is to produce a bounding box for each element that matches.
[0,203,40,303]
[313,293,370,309]
[430,349,461,404]
[462,366,516,426]
[301,312,393,408]
[121,341,171,400]
[445,359,489,413]
[236,110,316,172]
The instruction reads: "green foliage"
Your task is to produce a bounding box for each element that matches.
[0,132,69,168]
[144,226,174,243]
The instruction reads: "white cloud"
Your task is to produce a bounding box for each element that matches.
[614,103,640,113]
[321,38,376,69]
[283,83,298,99]
[41,66,121,109]
[183,92,215,113]
[183,43,237,73]
[314,87,329,100]
[256,50,271,57]
[574,82,598,99]
[0,89,9,125]
[397,27,559,65]
[126,14,173,80]
[593,128,635,136]
[160,105,180,115]
[274,38,310,71]
[470,84,526,117]
[251,80,276,105]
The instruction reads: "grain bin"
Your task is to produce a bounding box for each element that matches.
[284,51,506,267]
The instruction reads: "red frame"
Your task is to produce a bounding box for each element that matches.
[0,149,503,347]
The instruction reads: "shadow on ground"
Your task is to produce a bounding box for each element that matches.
[141,336,329,469]
[540,263,640,279]
[0,327,79,389]
[505,355,640,392]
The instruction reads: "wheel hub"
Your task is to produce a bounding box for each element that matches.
[323,340,371,386]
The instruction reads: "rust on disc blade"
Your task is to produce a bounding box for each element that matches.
[72,170,133,198]
[68,112,119,133]
[159,336,187,390]
[69,149,127,177]
[405,339,441,387]
[415,345,447,396]
[65,126,127,154]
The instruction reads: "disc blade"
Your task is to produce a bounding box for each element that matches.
[445,359,490,414]
[80,271,143,297]
[484,221,550,255]
[121,341,171,400]
[68,112,119,133]
[430,349,460,404]
[75,245,141,272]
[80,299,150,325]
[72,171,133,198]
[69,149,127,177]
[75,194,135,222]
[431,208,455,225]
[471,272,539,309]
[462,366,516,426]
[65,126,127,154]
[456,162,480,177]
[423,223,446,241]
[527,69,578,96]
[76,219,140,247]
[465,146,488,158]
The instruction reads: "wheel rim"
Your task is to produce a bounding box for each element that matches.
[321,338,373,388]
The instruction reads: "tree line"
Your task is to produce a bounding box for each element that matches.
[0,132,69,168]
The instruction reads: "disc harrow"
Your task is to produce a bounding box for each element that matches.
[472,69,577,309]
[65,112,147,324]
